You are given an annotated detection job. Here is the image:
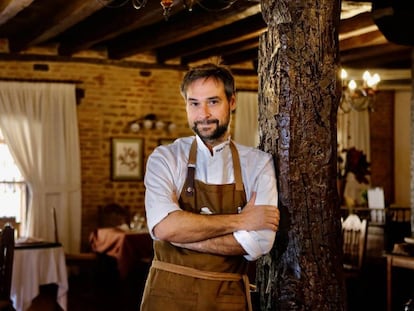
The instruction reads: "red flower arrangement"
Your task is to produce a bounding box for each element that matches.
[337,147,371,184]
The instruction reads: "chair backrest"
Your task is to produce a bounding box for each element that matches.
[385,207,412,252]
[0,224,15,301]
[0,217,19,239]
[98,203,131,228]
[342,214,368,271]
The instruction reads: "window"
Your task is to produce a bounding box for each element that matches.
[0,128,26,222]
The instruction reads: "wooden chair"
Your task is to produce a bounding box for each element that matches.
[66,203,130,280]
[67,204,132,286]
[0,224,15,311]
[384,207,411,252]
[342,214,369,278]
[0,219,19,240]
[98,203,131,229]
[64,201,97,277]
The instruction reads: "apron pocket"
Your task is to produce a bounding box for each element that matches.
[146,287,198,311]
[215,294,246,311]
[143,270,198,311]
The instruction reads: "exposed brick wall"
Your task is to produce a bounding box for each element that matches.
[0,59,258,250]
[370,90,395,205]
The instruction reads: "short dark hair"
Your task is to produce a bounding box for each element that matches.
[180,63,235,101]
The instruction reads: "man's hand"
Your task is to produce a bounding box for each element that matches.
[239,192,280,232]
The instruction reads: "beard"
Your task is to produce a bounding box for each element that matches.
[192,119,229,141]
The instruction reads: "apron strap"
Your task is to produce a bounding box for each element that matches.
[184,138,244,195]
[229,141,244,192]
[184,139,198,196]
[151,260,252,311]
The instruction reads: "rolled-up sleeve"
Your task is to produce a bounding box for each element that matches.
[144,146,183,239]
[233,229,275,261]
[234,154,278,261]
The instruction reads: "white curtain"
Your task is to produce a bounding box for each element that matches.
[337,109,371,204]
[234,91,259,147]
[0,82,81,253]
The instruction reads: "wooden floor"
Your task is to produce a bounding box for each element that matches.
[66,257,414,311]
[30,254,414,311]
[65,257,389,311]
[67,256,148,311]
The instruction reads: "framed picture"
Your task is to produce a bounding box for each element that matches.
[111,138,144,181]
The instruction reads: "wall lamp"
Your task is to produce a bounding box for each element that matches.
[129,113,176,133]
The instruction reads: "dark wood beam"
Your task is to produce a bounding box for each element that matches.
[221,47,258,66]
[0,0,18,12]
[0,51,189,71]
[340,43,412,68]
[0,0,37,28]
[156,13,266,63]
[340,29,388,51]
[0,0,103,53]
[58,0,174,56]
[106,2,260,59]
[181,37,259,65]
[339,11,374,33]
[0,0,59,37]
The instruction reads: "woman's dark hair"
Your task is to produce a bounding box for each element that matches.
[180,63,235,101]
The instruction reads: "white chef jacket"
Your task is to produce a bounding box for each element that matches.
[144,135,278,261]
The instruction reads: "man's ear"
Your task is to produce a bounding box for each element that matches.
[230,94,236,112]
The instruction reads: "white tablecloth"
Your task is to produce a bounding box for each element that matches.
[11,244,68,311]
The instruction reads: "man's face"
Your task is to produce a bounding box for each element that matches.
[185,77,235,144]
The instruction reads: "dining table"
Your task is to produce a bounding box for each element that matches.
[89,226,153,279]
[385,239,414,311]
[11,239,68,311]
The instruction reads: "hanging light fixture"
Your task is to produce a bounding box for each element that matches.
[339,69,381,114]
[97,0,238,19]
[96,0,147,9]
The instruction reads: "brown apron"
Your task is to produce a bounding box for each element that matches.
[140,139,251,311]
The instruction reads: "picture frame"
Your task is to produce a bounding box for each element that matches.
[111,138,144,181]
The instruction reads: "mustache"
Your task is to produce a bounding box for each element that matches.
[194,119,218,126]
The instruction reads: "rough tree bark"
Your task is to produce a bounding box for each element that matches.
[256,1,346,310]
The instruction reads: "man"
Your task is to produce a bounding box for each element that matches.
[141,63,279,311]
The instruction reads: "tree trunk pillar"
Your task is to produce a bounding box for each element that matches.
[256,1,346,310]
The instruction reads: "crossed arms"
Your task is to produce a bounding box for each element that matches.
[153,192,280,256]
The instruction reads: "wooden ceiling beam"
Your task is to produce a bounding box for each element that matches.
[156,13,266,63]
[58,0,171,56]
[339,11,374,33]
[0,0,56,37]
[342,53,412,69]
[221,47,258,66]
[2,0,104,52]
[0,0,409,73]
[340,43,412,68]
[339,29,388,51]
[31,1,106,45]
[341,43,409,62]
[106,2,261,59]
[181,37,259,65]
[0,0,33,26]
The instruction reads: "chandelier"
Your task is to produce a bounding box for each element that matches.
[97,0,238,19]
[339,69,381,114]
